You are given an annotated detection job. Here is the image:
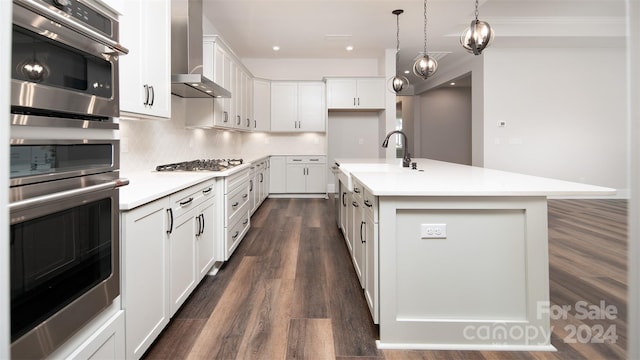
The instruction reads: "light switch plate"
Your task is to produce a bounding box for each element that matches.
[421,224,447,239]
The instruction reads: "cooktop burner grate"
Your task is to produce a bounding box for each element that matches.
[155,159,243,172]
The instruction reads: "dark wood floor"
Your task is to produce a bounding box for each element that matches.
[142,198,627,360]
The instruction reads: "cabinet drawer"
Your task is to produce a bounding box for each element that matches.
[226,183,249,223]
[286,156,326,164]
[363,188,378,222]
[352,179,364,205]
[226,168,249,193]
[171,180,216,219]
[227,212,250,255]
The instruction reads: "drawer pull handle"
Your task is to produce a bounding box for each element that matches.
[354,188,361,193]
[232,202,239,208]
[243,218,249,225]
[180,197,194,206]
[202,187,213,194]
[364,200,373,208]
[352,201,359,207]
[242,193,248,199]
[232,231,239,239]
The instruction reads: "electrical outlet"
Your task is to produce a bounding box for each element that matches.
[421,224,447,239]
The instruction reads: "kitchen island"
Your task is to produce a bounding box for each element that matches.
[335,158,616,351]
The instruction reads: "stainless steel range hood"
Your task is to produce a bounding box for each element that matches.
[171,0,231,98]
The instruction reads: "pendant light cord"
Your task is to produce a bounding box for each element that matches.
[423,0,428,56]
[475,0,480,21]
[395,10,401,69]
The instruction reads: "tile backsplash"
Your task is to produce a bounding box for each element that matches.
[119,95,327,173]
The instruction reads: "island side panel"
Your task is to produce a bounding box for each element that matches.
[377,196,554,351]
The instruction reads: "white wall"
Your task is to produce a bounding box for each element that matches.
[418,87,472,165]
[1,1,10,357]
[482,47,628,195]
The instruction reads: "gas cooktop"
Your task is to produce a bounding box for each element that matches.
[155,159,243,172]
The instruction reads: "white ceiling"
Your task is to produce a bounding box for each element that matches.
[201,0,626,84]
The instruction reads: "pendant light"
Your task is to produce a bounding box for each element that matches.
[412,0,437,80]
[390,9,409,93]
[460,0,495,55]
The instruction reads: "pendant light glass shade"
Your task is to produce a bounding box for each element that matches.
[390,73,409,93]
[413,55,438,80]
[389,9,408,93]
[460,0,494,55]
[413,0,437,80]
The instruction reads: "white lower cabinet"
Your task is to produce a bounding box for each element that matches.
[63,310,125,360]
[351,193,365,288]
[285,156,326,193]
[197,195,217,280]
[248,159,269,214]
[269,156,287,194]
[223,169,250,260]
[350,179,379,324]
[168,205,197,316]
[121,197,170,359]
[121,180,216,359]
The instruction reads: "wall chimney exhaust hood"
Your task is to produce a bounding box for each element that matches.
[171,0,231,98]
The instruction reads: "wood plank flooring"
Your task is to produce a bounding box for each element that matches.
[142,198,627,360]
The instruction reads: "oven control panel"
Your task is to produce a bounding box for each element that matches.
[40,0,113,37]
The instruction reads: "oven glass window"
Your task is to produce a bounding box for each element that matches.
[10,143,113,179]
[12,25,112,98]
[10,197,113,341]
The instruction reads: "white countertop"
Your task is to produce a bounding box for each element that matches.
[119,155,270,210]
[335,158,616,197]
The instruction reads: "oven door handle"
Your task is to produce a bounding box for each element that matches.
[15,0,130,55]
[9,178,129,212]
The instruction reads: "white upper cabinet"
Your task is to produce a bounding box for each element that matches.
[116,0,171,119]
[199,36,254,131]
[326,77,385,110]
[271,81,326,132]
[253,78,271,131]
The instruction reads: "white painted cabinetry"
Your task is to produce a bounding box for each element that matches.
[62,310,125,360]
[351,185,365,287]
[223,169,250,260]
[271,81,326,132]
[253,78,271,131]
[121,197,170,359]
[349,178,379,324]
[116,0,171,119]
[269,156,287,194]
[326,77,385,110]
[285,156,326,193]
[249,159,270,214]
[197,36,253,131]
[167,180,216,315]
[120,180,216,359]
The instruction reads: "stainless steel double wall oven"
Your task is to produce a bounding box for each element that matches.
[10,0,128,358]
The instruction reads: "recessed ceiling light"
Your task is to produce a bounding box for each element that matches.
[345,45,354,51]
[272,45,280,51]
[450,82,456,86]
[404,70,410,74]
